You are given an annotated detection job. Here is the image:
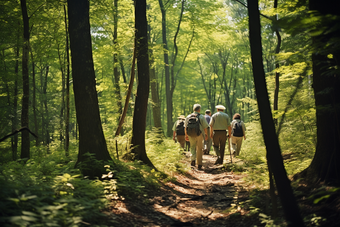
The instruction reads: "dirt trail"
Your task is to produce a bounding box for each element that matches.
[106,153,256,227]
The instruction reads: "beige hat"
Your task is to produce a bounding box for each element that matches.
[178,115,186,119]
[193,104,201,111]
[215,105,226,110]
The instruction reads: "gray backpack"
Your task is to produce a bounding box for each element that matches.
[186,114,201,137]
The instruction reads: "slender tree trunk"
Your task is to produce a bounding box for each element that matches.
[12,37,19,160]
[113,0,123,134]
[158,0,172,137]
[64,5,70,155]
[31,50,39,146]
[20,0,30,160]
[273,0,281,125]
[57,44,65,147]
[148,22,162,131]
[119,59,127,83]
[68,0,112,173]
[247,0,304,225]
[130,0,155,169]
[43,66,50,152]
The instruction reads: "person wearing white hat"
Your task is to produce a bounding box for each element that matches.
[172,115,186,149]
[209,105,231,165]
[184,104,209,170]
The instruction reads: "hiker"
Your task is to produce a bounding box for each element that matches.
[210,105,231,165]
[185,104,209,170]
[230,113,246,156]
[172,115,186,149]
[203,110,212,155]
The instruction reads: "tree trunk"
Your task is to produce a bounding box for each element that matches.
[57,43,65,147]
[67,0,112,171]
[273,0,281,125]
[12,39,19,160]
[158,0,172,137]
[113,0,123,133]
[64,5,70,155]
[130,0,155,169]
[43,66,50,151]
[304,0,340,184]
[20,0,30,160]
[247,0,304,225]
[148,22,162,131]
[31,50,39,146]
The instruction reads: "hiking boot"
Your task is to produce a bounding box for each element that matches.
[203,149,208,154]
[198,165,202,170]
[214,157,221,165]
[191,160,196,167]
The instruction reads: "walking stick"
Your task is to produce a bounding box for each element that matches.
[228,136,232,163]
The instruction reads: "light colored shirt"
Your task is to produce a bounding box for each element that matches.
[210,111,230,130]
[204,114,211,125]
[184,111,209,134]
[231,119,246,136]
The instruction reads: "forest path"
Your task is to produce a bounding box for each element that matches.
[106,153,256,226]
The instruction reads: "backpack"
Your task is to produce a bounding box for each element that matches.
[175,120,185,135]
[186,114,201,137]
[232,121,243,137]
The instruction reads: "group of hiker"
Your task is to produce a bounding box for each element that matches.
[172,104,246,170]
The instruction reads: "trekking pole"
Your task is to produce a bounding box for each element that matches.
[228,136,232,163]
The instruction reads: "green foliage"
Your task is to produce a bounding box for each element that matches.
[0,148,107,226]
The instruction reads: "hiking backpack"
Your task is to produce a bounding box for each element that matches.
[175,120,185,135]
[232,121,243,137]
[186,114,201,137]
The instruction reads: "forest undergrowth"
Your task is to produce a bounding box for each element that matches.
[1,121,339,226]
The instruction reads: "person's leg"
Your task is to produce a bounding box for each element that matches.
[196,135,203,167]
[212,131,220,156]
[177,135,185,149]
[235,137,243,156]
[189,136,197,166]
[219,131,227,164]
[231,136,237,155]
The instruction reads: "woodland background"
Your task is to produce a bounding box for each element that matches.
[0,0,339,226]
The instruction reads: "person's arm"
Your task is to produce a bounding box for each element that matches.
[228,125,232,138]
[210,126,214,138]
[242,122,246,140]
[204,128,208,140]
[173,131,176,140]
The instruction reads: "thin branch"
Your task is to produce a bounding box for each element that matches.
[0,127,38,143]
[232,0,271,20]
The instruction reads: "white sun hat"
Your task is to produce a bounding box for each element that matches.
[215,105,226,110]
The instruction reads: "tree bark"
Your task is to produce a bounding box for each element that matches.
[113,0,123,133]
[43,66,50,151]
[12,38,19,160]
[247,0,304,225]
[30,50,39,146]
[158,0,172,137]
[64,5,70,155]
[20,0,30,160]
[304,0,340,185]
[67,0,112,169]
[130,0,155,169]
[148,21,162,131]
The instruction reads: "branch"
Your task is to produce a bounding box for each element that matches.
[0,127,38,143]
[115,41,136,137]
[173,26,194,91]
[232,0,271,20]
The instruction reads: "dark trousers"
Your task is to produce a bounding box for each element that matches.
[212,130,227,161]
